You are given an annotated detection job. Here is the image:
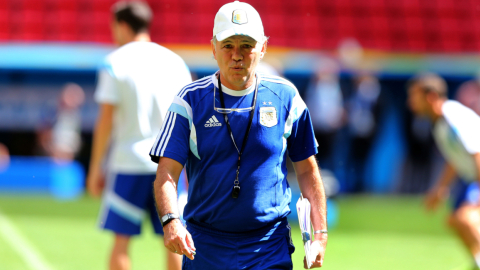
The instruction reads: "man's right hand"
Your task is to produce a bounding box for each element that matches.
[425,185,449,211]
[163,219,196,260]
[304,237,327,268]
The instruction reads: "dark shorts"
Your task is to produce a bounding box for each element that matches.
[182,219,295,270]
[98,173,164,236]
[452,179,480,211]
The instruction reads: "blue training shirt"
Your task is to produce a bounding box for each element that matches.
[150,72,318,233]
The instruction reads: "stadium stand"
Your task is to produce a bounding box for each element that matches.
[1,0,480,52]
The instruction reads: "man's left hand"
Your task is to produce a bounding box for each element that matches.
[303,239,326,268]
[86,168,105,198]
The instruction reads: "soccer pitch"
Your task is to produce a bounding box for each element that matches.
[0,195,469,270]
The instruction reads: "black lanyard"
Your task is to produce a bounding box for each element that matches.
[217,74,259,198]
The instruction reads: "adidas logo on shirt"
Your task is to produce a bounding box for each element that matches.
[205,115,222,127]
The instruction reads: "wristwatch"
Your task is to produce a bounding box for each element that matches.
[160,213,179,227]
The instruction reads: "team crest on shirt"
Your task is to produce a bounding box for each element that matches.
[232,10,248,25]
[260,107,277,127]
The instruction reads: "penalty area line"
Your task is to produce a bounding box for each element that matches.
[0,209,54,270]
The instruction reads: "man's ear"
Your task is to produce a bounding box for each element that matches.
[211,40,217,60]
[119,21,134,36]
[260,41,267,59]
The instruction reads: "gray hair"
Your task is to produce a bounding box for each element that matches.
[211,36,269,46]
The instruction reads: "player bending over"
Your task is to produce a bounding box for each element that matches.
[407,73,480,269]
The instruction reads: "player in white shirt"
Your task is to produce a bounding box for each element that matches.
[86,2,191,270]
[408,73,480,269]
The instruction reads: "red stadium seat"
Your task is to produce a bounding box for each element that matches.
[20,10,44,41]
[58,11,80,41]
[1,0,480,52]
[0,9,10,40]
[92,11,111,43]
[21,0,44,11]
[160,12,182,44]
[303,15,322,49]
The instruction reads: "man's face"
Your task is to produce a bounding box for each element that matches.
[407,84,429,116]
[212,35,266,89]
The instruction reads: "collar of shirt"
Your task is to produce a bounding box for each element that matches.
[221,83,255,97]
[212,72,256,97]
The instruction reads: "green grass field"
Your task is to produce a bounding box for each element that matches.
[0,195,471,270]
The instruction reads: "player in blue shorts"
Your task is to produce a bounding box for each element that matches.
[407,73,480,269]
[149,1,328,269]
[86,2,191,270]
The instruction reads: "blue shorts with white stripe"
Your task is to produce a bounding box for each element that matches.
[99,173,163,236]
[452,179,480,211]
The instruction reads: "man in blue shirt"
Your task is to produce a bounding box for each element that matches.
[150,1,328,269]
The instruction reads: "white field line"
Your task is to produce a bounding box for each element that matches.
[0,209,54,270]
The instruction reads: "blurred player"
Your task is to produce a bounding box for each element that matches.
[86,2,191,270]
[346,75,381,192]
[36,83,85,162]
[305,59,344,171]
[407,73,480,269]
[456,78,480,116]
[0,143,9,172]
[51,83,85,161]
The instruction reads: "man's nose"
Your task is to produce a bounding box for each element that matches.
[232,47,243,61]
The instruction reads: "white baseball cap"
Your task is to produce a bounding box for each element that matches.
[213,1,265,43]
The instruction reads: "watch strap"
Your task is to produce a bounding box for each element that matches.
[160,213,179,227]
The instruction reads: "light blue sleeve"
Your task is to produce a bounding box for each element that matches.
[287,107,318,162]
[149,109,190,166]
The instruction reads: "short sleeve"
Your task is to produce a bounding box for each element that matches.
[459,113,480,154]
[443,101,480,155]
[150,109,191,165]
[94,67,119,104]
[287,107,318,162]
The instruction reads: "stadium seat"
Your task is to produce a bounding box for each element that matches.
[160,12,182,44]
[21,0,44,11]
[58,11,80,41]
[2,0,480,52]
[0,9,9,40]
[21,10,44,41]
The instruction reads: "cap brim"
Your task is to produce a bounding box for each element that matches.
[215,27,262,43]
